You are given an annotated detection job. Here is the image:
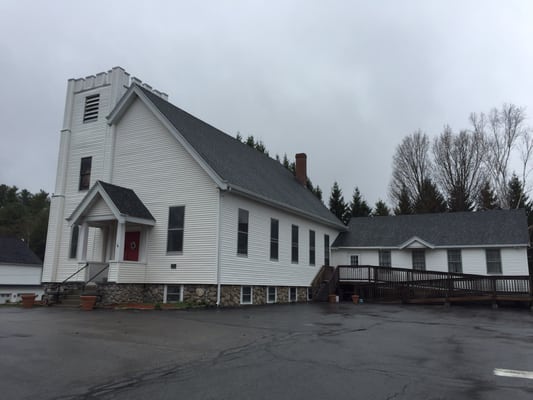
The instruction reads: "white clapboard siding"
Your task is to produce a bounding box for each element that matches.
[0,265,42,285]
[111,98,219,284]
[85,196,113,218]
[219,193,341,287]
[331,247,529,275]
[43,84,115,282]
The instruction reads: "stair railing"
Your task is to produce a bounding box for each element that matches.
[52,263,89,304]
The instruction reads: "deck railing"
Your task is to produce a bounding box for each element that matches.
[337,265,533,302]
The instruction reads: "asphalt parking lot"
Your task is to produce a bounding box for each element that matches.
[1,303,532,400]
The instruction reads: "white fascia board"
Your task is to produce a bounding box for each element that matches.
[333,243,529,250]
[122,215,156,226]
[229,184,346,231]
[107,85,228,191]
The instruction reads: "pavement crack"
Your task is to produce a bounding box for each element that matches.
[385,382,410,400]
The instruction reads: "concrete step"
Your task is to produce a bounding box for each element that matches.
[57,297,81,307]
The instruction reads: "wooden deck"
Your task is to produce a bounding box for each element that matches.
[313,265,533,306]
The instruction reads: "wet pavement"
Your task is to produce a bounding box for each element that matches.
[1,303,532,399]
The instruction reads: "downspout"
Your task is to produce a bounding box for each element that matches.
[216,188,225,306]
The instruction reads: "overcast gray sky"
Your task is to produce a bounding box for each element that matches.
[1,0,532,207]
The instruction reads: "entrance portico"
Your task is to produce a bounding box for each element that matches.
[67,181,155,282]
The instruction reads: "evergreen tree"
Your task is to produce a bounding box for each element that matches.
[306,178,323,201]
[245,135,255,148]
[478,180,498,210]
[373,200,390,216]
[0,185,50,260]
[349,187,372,219]
[328,182,347,223]
[413,179,447,214]
[507,174,531,210]
[235,132,243,143]
[447,184,474,212]
[394,185,412,215]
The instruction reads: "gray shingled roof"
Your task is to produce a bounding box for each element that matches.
[98,181,155,221]
[333,209,530,248]
[137,86,343,228]
[0,237,42,265]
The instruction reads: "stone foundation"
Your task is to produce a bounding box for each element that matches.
[43,282,311,307]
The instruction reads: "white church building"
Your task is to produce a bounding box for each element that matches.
[42,67,344,306]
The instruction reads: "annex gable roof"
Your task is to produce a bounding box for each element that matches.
[398,236,435,249]
[0,237,42,265]
[332,209,530,249]
[67,181,155,226]
[107,84,345,230]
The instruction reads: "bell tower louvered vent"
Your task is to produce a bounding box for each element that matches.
[83,94,100,123]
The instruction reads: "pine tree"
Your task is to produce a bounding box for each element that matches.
[328,182,347,223]
[507,174,530,210]
[245,135,255,148]
[447,184,474,212]
[349,187,372,219]
[413,179,447,214]
[373,200,390,216]
[394,185,412,215]
[478,180,498,210]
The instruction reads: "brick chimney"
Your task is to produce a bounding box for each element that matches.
[295,153,307,186]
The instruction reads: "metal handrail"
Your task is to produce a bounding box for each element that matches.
[85,263,110,286]
[53,263,89,303]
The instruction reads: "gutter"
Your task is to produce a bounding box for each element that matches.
[215,188,224,306]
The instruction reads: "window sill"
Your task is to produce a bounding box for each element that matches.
[166,251,184,255]
[237,253,248,258]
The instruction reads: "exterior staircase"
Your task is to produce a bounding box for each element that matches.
[311,266,340,302]
[54,288,82,308]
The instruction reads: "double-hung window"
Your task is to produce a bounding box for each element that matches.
[309,230,315,266]
[412,249,426,271]
[237,209,249,256]
[379,250,391,267]
[69,225,79,259]
[486,249,502,274]
[447,249,462,273]
[291,225,299,263]
[270,218,279,260]
[167,206,185,252]
[79,157,92,191]
[324,234,330,265]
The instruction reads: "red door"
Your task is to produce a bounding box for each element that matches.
[124,231,140,261]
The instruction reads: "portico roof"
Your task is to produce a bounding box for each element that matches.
[67,181,155,226]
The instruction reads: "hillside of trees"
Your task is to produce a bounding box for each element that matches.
[0,185,50,261]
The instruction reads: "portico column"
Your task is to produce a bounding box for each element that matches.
[115,221,126,262]
[77,222,89,262]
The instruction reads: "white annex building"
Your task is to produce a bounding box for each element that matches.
[42,67,530,306]
[331,210,530,276]
[0,237,44,304]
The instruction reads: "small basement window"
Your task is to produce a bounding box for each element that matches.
[83,94,100,123]
[289,287,297,302]
[241,286,253,305]
[165,285,183,303]
[267,287,277,303]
